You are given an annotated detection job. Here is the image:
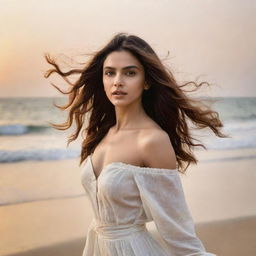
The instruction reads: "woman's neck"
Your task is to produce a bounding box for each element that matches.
[113,103,148,132]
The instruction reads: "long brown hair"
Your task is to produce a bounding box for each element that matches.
[44,32,229,174]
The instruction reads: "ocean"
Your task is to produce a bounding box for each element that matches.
[0,97,256,163]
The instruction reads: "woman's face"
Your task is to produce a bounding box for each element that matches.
[102,50,146,106]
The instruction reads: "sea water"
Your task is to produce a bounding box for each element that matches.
[0,97,256,163]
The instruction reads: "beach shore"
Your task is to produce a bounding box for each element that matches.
[4,215,255,256]
[0,148,255,256]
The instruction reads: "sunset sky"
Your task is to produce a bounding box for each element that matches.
[0,0,255,97]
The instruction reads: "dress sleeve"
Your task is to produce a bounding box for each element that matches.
[133,169,216,256]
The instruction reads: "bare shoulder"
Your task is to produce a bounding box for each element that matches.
[138,128,177,170]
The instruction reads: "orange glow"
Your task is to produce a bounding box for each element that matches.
[0,0,255,97]
[0,39,12,80]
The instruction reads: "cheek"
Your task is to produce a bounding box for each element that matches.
[102,77,107,87]
[103,78,111,91]
[130,77,145,91]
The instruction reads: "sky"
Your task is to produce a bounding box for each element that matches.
[0,0,255,97]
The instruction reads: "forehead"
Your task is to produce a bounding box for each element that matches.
[103,50,143,68]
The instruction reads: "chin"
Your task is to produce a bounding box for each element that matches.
[111,101,128,107]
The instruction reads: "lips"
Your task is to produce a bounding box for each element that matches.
[112,91,127,95]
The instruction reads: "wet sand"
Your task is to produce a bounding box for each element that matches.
[1,148,255,256]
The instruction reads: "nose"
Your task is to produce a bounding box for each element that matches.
[114,73,123,87]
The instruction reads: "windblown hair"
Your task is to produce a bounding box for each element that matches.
[44,32,229,174]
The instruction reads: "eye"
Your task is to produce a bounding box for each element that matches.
[104,71,114,76]
[126,70,136,76]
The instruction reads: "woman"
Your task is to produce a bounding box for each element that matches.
[45,33,227,255]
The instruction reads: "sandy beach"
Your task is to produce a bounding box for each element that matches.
[1,148,256,256]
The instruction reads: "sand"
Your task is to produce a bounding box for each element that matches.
[0,148,256,256]
[3,216,256,256]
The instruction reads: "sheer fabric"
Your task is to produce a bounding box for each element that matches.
[80,154,216,256]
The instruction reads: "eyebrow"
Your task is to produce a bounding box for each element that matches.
[103,65,140,70]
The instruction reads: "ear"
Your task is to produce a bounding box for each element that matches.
[144,82,150,90]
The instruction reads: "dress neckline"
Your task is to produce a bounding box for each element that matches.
[89,154,177,181]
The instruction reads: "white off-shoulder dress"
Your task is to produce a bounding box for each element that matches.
[80,154,216,256]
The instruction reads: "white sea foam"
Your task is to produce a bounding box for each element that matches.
[0,148,80,163]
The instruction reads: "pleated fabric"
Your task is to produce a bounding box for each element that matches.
[80,154,216,256]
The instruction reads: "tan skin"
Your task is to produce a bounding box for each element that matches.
[91,50,177,179]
